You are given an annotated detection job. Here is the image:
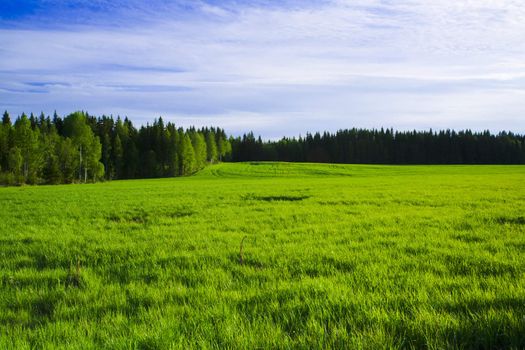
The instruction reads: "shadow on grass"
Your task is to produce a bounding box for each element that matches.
[495,216,525,225]
[242,193,311,202]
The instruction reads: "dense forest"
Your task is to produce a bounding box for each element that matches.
[230,129,525,164]
[1,110,524,185]
[0,111,231,185]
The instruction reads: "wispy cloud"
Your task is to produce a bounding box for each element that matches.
[0,0,524,137]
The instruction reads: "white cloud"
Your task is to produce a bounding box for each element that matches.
[0,0,524,136]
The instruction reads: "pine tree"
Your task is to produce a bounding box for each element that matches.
[112,134,123,179]
[2,111,11,126]
[0,122,8,171]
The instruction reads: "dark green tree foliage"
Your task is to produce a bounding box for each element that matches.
[2,110,11,126]
[96,116,114,179]
[41,126,62,184]
[8,147,22,184]
[0,110,226,185]
[230,128,525,165]
[58,138,78,184]
[112,134,123,179]
[13,114,42,183]
[4,109,522,186]
[0,113,10,171]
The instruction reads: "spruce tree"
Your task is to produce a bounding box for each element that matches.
[2,111,11,126]
[0,122,8,170]
[112,134,123,179]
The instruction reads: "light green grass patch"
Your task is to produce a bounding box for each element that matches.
[1,163,524,349]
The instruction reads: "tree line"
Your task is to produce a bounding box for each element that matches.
[230,129,525,164]
[1,110,524,186]
[0,111,231,185]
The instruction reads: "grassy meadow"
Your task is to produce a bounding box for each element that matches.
[1,162,525,349]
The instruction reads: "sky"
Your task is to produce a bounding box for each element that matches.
[1,0,524,138]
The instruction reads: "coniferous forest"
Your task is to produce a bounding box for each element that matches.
[0,111,231,185]
[231,129,525,164]
[1,110,524,185]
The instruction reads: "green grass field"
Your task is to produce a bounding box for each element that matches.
[1,162,525,349]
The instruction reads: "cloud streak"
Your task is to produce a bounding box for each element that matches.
[0,0,524,137]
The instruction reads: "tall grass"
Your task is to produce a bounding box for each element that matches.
[1,163,524,348]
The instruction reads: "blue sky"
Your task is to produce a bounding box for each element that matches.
[1,0,524,138]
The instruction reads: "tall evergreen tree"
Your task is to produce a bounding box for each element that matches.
[0,121,8,171]
[2,111,11,126]
[112,134,123,179]
[2,108,524,186]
